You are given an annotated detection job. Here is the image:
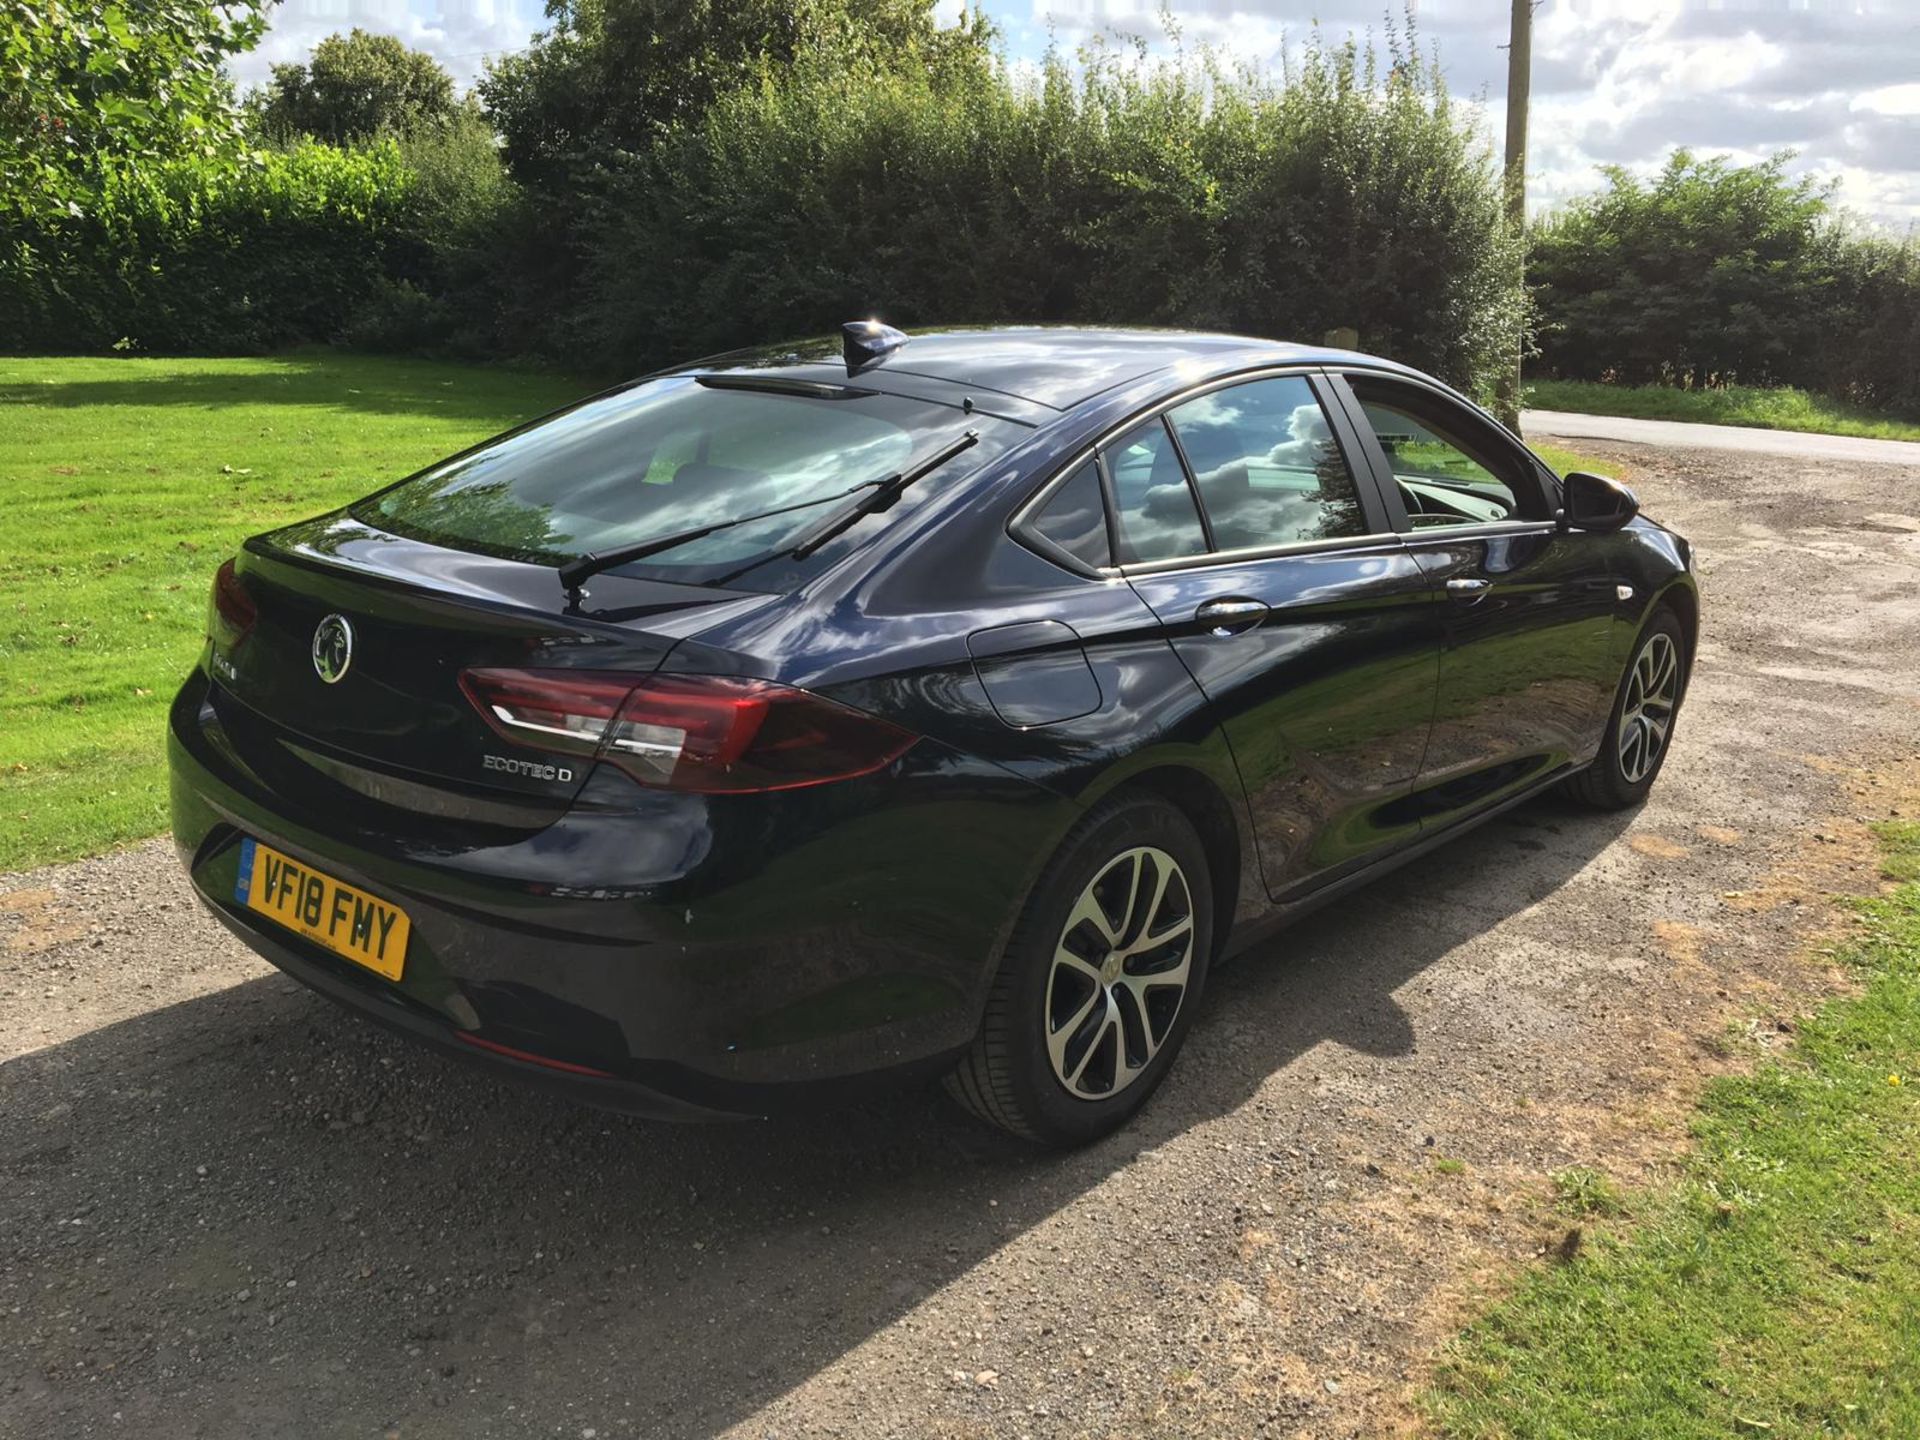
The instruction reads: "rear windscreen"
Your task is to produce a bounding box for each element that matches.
[355,376,1003,591]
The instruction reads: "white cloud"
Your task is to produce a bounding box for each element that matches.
[1020,0,1920,229]
[1854,82,1920,117]
[232,0,535,90]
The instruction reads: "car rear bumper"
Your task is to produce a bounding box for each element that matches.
[169,667,1070,1116]
[193,893,746,1120]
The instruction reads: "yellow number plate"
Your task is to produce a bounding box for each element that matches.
[235,837,410,981]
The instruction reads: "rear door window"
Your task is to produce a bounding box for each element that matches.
[1103,417,1209,564]
[1165,376,1368,551]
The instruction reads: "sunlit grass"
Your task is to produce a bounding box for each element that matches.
[0,353,587,871]
[1427,823,1920,1439]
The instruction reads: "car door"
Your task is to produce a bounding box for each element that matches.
[1109,371,1444,901]
[1325,371,1624,826]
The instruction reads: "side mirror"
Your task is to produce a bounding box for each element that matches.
[1559,470,1639,533]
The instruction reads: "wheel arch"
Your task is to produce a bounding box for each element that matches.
[1646,577,1700,701]
[1655,579,1699,659]
[1094,764,1246,959]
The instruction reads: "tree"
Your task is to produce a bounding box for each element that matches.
[1530,151,1839,389]
[257,28,458,143]
[479,0,987,189]
[0,0,266,222]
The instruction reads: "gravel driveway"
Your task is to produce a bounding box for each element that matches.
[6,440,1920,1440]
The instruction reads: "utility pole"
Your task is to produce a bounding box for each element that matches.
[1497,0,1532,431]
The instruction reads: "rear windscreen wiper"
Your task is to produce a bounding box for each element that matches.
[559,429,983,606]
[558,478,882,605]
[783,429,979,561]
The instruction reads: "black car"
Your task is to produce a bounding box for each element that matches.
[170,324,1696,1146]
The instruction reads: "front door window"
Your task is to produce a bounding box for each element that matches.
[1347,383,1547,528]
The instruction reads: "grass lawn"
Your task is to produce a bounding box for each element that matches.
[0,353,587,872]
[1426,822,1920,1439]
[1528,377,1920,443]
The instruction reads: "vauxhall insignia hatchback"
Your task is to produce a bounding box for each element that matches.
[170,324,1697,1146]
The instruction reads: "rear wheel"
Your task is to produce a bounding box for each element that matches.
[1566,608,1686,810]
[945,794,1212,1147]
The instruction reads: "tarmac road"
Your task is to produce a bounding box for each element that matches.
[1522,407,1920,466]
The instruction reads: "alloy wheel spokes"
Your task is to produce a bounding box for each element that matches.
[1618,632,1679,784]
[1050,985,1119,1091]
[1062,883,1124,952]
[1045,845,1197,1101]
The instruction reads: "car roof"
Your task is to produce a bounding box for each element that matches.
[683,325,1424,412]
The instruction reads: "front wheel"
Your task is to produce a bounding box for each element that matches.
[944,794,1213,1147]
[1566,607,1687,810]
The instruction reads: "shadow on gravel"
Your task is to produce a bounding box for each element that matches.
[1,798,1632,1438]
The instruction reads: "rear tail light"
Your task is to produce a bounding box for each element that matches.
[208,558,257,649]
[459,668,917,793]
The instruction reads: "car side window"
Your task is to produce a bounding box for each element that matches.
[1103,417,1210,564]
[1347,380,1544,528]
[1165,377,1367,551]
[1026,460,1111,568]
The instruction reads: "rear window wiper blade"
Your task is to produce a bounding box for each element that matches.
[558,478,881,604]
[783,429,980,562]
[556,428,981,605]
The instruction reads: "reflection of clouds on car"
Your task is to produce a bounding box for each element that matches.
[1259,403,1338,471]
[1108,416,1210,563]
[1168,378,1367,551]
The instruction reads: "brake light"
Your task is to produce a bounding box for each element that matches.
[459,669,917,792]
[209,558,257,649]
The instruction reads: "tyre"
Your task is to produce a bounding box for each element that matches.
[945,792,1213,1147]
[1565,607,1687,810]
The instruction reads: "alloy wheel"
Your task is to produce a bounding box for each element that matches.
[1618,631,1679,784]
[1044,846,1196,1100]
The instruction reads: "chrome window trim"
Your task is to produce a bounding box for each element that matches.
[1394,518,1563,544]
[1116,529,1409,579]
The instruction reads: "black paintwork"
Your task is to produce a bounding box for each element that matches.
[169,327,1698,1117]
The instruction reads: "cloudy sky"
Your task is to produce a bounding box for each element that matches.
[235,0,1920,229]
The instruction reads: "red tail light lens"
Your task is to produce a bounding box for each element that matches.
[208,558,257,649]
[457,669,633,760]
[460,669,917,793]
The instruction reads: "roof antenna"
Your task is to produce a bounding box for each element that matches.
[843,319,908,374]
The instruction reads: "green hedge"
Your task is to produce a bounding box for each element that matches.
[0,140,414,354]
[573,37,1524,395]
[1,30,1527,402]
[1530,152,1920,416]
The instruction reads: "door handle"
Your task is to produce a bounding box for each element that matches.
[1445,577,1493,600]
[1195,598,1269,636]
